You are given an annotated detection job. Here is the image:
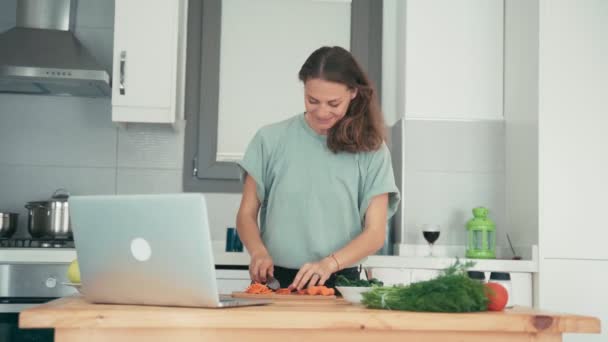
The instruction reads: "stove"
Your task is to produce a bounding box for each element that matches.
[0,237,77,313]
[0,237,75,249]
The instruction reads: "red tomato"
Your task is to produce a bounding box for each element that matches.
[484,282,509,311]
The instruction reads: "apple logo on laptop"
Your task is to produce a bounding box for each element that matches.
[130,238,152,262]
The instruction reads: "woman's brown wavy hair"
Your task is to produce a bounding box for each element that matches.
[298,46,385,153]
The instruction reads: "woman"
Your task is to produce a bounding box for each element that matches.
[236,46,400,291]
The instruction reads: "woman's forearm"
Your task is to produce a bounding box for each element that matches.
[237,175,269,258]
[328,225,385,269]
[327,194,388,270]
[236,213,268,257]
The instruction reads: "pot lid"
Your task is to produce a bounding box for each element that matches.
[51,188,70,200]
[26,188,71,205]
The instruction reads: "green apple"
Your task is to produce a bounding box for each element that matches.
[67,259,81,284]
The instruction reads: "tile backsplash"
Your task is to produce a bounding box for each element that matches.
[401,119,506,248]
[0,94,186,237]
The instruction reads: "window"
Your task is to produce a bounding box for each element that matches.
[183,0,383,192]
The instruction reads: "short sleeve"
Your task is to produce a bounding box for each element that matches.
[359,143,401,223]
[236,131,267,203]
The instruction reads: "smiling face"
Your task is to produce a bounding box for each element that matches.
[303,78,357,135]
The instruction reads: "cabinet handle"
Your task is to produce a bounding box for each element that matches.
[119,51,126,95]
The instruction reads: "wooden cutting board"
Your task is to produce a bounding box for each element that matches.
[231,291,337,300]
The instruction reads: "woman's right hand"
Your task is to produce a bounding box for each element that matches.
[249,251,274,283]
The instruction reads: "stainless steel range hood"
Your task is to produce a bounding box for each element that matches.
[0,0,111,97]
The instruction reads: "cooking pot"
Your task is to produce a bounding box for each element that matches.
[0,212,18,238]
[25,189,72,240]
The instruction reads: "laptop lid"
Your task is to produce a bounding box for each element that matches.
[69,193,224,308]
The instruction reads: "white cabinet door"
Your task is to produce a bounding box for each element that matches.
[111,0,186,123]
[537,0,608,260]
[539,259,607,342]
[368,268,411,286]
[216,279,251,295]
[403,0,504,120]
[509,272,533,308]
[216,269,250,295]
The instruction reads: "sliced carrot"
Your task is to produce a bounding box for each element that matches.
[320,287,333,296]
[307,286,321,295]
[275,288,292,295]
[245,283,272,294]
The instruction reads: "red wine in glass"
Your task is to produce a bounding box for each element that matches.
[423,231,440,244]
[421,224,441,257]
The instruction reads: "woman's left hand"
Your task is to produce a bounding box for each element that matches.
[289,257,339,291]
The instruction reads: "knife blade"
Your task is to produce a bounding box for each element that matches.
[250,277,280,291]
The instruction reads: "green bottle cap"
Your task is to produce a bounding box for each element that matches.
[466,207,495,231]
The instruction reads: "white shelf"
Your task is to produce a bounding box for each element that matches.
[364,244,538,273]
[364,244,539,273]
[363,255,537,273]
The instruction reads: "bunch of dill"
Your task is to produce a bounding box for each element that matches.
[361,260,488,312]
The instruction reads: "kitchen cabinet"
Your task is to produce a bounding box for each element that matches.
[535,4,608,341]
[536,0,608,261]
[539,259,608,342]
[111,0,187,124]
[402,0,504,120]
[368,268,411,286]
[216,269,250,295]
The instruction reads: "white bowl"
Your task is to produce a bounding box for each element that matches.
[336,286,372,304]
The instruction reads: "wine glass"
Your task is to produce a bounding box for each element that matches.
[422,224,441,257]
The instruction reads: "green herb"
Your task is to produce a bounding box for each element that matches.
[335,275,384,287]
[361,260,488,312]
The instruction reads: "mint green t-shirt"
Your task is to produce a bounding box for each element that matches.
[237,113,400,269]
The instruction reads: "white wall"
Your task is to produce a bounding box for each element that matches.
[404,0,504,120]
[401,119,505,248]
[504,0,539,252]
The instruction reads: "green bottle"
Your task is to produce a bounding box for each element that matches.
[466,207,496,259]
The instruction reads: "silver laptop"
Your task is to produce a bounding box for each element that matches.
[69,193,269,308]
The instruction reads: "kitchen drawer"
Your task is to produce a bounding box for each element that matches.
[215,269,249,279]
[368,268,411,286]
[216,278,250,295]
[215,269,250,294]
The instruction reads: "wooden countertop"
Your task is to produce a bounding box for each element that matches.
[20,295,599,335]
